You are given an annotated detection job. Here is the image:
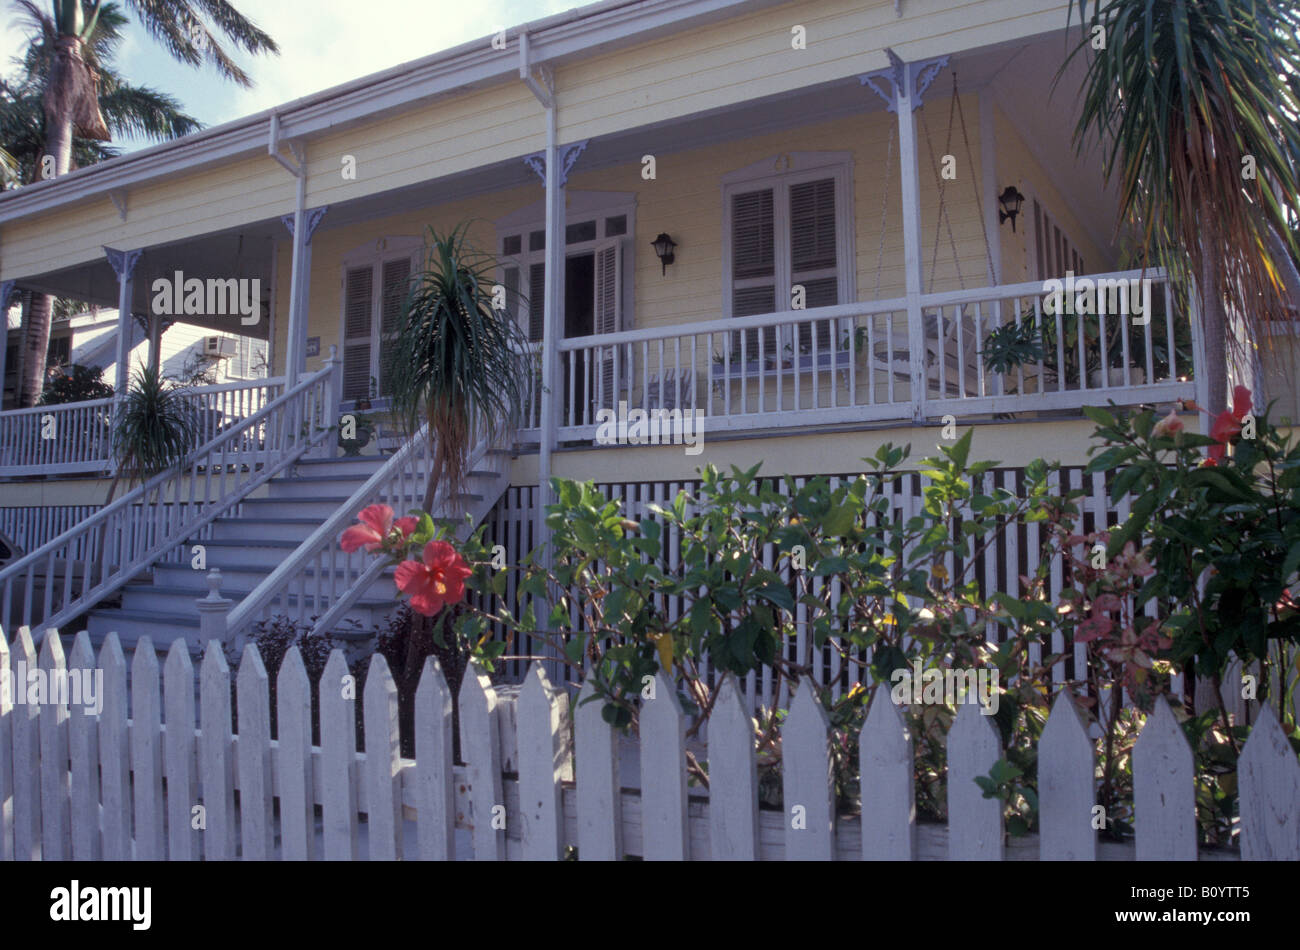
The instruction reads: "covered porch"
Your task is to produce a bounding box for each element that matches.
[0,21,1208,483]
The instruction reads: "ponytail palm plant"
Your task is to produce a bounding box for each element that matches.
[1063,0,1300,414]
[386,224,532,513]
[96,365,197,566]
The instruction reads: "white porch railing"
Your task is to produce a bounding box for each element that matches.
[0,361,337,636]
[0,398,114,477]
[0,377,286,479]
[177,377,285,448]
[522,269,1195,441]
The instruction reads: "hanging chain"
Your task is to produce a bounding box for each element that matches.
[953,74,996,286]
[923,77,964,293]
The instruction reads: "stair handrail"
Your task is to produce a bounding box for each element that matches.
[224,418,499,644]
[0,355,340,636]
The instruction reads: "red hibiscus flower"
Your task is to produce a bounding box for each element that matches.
[1205,386,1253,464]
[395,540,473,616]
[340,504,417,553]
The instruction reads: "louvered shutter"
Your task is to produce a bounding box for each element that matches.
[342,265,373,401]
[528,262,546,342]
[731,187,777,360]
[789,177,837,352]
[502,266,521,324]
[593,240,622,410]
[378,256,412,396]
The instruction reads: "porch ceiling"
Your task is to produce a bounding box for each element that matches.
[13,222,279,339]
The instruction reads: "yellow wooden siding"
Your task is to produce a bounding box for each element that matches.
[555,0,1070,143]
[301,82,543,208]
[517,416,1111,486]
[992,102,1111,282]
[1,0,1074,283]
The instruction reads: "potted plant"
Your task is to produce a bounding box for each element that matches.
[337,411,376,456]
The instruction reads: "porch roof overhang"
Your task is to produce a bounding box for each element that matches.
[17,223,279,339]
[6,24,1121,324]
[0,0,792,229]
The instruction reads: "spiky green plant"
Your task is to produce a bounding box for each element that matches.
[94,364,197,566]
[108,364,197,497]
[1062,0,1300,414]
[386,224,532,511]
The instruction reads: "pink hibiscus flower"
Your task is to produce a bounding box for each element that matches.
[340,504,417,554]
[394,540,473,616]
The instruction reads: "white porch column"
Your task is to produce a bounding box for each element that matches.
[104,246,143,396]
[281,206,328,386]
[0,281,16,408]
[862,50,948,423]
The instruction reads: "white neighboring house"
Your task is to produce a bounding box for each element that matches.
[3,302,267,407]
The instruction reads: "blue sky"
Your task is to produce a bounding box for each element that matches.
[2,0,577,152]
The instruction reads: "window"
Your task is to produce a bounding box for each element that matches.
[47,335,71,368]
[722,154,854,360]
[338,237,423,402]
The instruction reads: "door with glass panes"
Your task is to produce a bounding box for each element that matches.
[499,214,626,427]
[340,239,422,404]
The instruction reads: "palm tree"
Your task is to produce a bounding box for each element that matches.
[1064,0,1300,414]
[8,0,277,408]
[386,224,533,513]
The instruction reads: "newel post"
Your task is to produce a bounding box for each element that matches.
[320,344,341,458]
[197,569,235,653]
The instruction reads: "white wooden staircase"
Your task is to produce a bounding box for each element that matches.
[85,445,509,655]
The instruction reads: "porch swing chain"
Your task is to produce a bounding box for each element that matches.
[922,76,964,294]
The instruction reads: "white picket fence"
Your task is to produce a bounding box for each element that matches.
[3,624,1297,861]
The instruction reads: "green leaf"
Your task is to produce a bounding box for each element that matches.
[1283,541,1300,583]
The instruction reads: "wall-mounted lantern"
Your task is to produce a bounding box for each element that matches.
[998,186,1025,232]
[651,233,677,275]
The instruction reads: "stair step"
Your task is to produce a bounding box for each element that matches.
[149,563,396,593]
[120,584,401,615]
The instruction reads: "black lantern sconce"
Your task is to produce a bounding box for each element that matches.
[651,233,677,275]
[998,186,1025,232]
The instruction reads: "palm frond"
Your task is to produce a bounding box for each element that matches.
[119,0,278,88]
[1061,0,1300,386]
